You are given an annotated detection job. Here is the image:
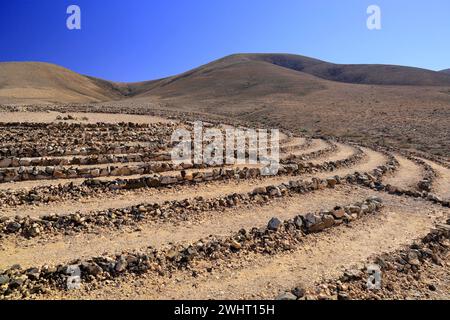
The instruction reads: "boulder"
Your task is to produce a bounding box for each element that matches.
[114,257,128,273]
[332,207,346,219]
[160,176,178,185]
[326,177,337,188]
[293,216,303,228]
[268,217,282,231]
[81,262,103,276]
[0,158,12,167]
[252,187,267,195]
[276,292,297,300]
[292,286,306,298]
[6,221,21,233]
[0,274,10,286]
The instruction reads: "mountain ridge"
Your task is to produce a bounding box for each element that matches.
[1,54,450,104]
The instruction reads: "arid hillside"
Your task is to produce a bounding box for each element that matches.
[108,54,450,157]
[0,62,122,104]
[3,54,450,103]
[1,54,449,157]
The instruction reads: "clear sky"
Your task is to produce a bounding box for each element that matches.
[0,0,449,82]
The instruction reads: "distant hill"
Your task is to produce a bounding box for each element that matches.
[132,54,326,100]
[0,62,122,104]
[2,54,450,105]
[212,54,450,86]
[440,68,450,74]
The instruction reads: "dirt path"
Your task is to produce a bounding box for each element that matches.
[0,146,387,218]
[311,147,386,179]
[281,137,307,149]
[310,142,356,164]
[287,139,328,157]
[48,195,448,300]
[383,154,423,190]
[422,159,450,200]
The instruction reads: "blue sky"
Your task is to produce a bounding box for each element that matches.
[0,0,449,82]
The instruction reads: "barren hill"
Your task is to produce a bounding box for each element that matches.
[133,55,327,99]
[0,55,449,302]
[1,55,449,156]
[2,54,450,105]
[115,54,450,157]
[215,54,450,86]
[0,62,122,104]
[441,68,450,74]
[126,54,450,98]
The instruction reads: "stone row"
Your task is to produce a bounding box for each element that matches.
[280,138,312,153]
[0,197,384,299]
[346,151,449,207]
[410,157,437,193]
[0,144,368,208]
[281,141,338,163]
[403,150,450,170]
[0,122,175,145]
[0,147,370,239]
[0,175,344,239]
[0,159,194,183]
[0,143,163,159]
[293,218,450,300]
[0,121,165,129]
[0,153,161,169]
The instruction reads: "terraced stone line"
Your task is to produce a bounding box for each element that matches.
[0,122,161,129]
[0,122,177,159]
[0,122,175,143]
[281,140,338,162]
[280,219,450,300]
[343,141,447,198]
[0,126,298,171]
[0,134,163,146]
[408,157,437,193]
[374,145,437,194]
[0,159,238,184]
[0,143,164,160]
[402,149,450,170]
[0,176,345,239]
[0,131,302,179]
[296,146,366,173]
[350,149,449,207]
[280,138,312,153]
[0,124,171,138]
[0,153,165,169]
[0,135,284,169]
[0,142,368,208]
[2,106,298,154]
[0,148,398,240]
[0,197,383,299]
[0,105,233,128]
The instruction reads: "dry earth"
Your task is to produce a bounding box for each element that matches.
[0,110,448,301]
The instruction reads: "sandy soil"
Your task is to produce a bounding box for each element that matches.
[383,155,424,190]
[46,196,448,300]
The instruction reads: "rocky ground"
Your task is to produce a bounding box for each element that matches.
[0,109,449,300]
